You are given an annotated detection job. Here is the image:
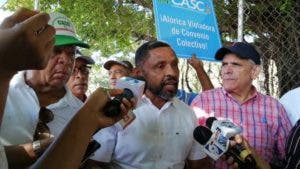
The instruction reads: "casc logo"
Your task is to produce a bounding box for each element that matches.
[159,0,211,14]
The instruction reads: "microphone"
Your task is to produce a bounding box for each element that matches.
[114,76,145,128]
[193,125,230,160]
[206,117,256,169]
[103,88,134,117]
[206,117,242,138]
[115,76,145,105]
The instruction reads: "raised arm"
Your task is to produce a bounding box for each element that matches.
[0,8,54,124]
[31,88,135,169]
[187,55,214,91]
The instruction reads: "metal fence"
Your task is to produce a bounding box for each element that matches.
[182,0,300,99]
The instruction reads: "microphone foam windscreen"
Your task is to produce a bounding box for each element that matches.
[193,126,212,145]
[206,117,217,129]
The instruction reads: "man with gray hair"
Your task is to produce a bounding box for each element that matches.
[0,12,89,169]
[191,42,292,169]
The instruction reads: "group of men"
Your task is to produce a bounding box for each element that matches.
[0,7,299,169]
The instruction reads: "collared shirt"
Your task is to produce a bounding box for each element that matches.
[92,95,206,169]
[284,119,300,169]
[280,87,300,126]
[191,87,292,169]
[0,71,83,145]
[0,145,8,169]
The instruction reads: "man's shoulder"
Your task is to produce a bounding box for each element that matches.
[173,97,192,109]
[192,88,222,102]
[280,87,300,101]
[9,71,27,89]
[256,91,281,103]
[199,88,222,95]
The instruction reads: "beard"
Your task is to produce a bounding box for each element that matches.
[146,75,178,101]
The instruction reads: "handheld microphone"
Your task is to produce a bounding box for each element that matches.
[206,117,256,169]
[193,126,229,160]
[115,76,145,105]
[112,76,146,128]
[103,88,134,117]
[206,117,242,138]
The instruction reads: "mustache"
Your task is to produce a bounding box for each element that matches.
[162,75,178,85]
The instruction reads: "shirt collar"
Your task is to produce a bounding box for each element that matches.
[221,86,258,103]
[141,94,175,111]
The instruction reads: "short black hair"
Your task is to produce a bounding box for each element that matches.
[135,40,173,67]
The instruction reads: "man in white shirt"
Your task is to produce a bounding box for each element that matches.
[0,12,89,169]
[0,8,135,169]
[92,40,211,169]
[280,87,300,125]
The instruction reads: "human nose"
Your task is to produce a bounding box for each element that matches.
[57,53,74,66]
[109,72,116,79]
[222,64,233,75]
[165,64,178,77]
[75,70,85,79]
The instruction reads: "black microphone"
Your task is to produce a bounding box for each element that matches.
[194,126,230,160]
[193,125,212,145]
[206,116,217,129]
[205,117,257,169]
[103,88,134,117]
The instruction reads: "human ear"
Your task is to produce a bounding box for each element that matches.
[251,65,261,79]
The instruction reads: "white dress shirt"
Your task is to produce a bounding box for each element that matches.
[92,95,206,169]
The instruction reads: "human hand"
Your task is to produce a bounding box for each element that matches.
[0,8,55,73]
[187,54,204,70]
[222,135,270,169]
[83,88,136,129]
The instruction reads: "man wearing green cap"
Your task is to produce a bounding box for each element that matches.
[0,12,89,168]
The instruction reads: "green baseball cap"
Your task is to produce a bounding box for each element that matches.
[49,12,89,48]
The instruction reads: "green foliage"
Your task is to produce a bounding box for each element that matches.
[5,0,155,57]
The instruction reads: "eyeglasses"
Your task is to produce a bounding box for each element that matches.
[33,107,54,141]
[72,66,91,75]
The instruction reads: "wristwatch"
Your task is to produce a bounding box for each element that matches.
[32,140,41,156]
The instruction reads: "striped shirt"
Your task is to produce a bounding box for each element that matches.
[284,119,300,169]
[191,87,292,169]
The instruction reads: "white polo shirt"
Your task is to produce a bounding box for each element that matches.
[0,71,83,145]
[92,95,206,169]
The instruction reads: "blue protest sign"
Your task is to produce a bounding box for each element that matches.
[153,0,222,61]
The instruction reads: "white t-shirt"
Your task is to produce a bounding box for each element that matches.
[0,145,8,169]
[0,71,83,145]
[280,87,300,125]
[92,95,206,169]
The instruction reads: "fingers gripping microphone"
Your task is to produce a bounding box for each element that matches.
[206,117,256,169]
[103,88,134,117]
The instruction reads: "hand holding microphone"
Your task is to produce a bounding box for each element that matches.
[103,77,145,128]
[103,88,134,117]
[206,117,256,169]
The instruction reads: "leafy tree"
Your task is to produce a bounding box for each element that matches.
[4,0,299,96]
